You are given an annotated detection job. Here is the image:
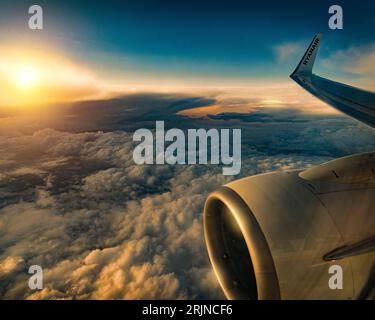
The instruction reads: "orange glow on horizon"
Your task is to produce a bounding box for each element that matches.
[0,44,340,118]
[0,44,104,107]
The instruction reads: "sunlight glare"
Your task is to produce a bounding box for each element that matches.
[17,68,37,88]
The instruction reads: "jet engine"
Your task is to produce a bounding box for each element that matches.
[204,152,375,299]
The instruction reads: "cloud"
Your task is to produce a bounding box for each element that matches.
[0,89,374,299]
[273,42,304,64]
[0,129,229,299]
[0,81,344,137]
[207,107,322,122]
[0,256,24,274]
[178,84,335,118]
[320,44,375,89]
[0,93,216,134]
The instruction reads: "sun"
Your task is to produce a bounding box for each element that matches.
[17,68,38,88]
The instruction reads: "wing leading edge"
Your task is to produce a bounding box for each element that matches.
[290,33,375,129]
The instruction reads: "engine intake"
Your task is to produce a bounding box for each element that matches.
[204,153,375,299]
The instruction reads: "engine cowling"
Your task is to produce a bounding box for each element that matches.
[204,152,375,299]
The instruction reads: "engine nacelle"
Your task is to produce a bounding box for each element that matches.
[204,152,375,299]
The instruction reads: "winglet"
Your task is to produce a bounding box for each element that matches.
[290,33,323,77]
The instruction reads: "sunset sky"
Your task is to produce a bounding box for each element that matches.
[1,0,375,108]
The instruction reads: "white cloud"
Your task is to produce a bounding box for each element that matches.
[273,42,304,64]
[0,105,374,299]
[0,129,227,299]
[320,44,375,89]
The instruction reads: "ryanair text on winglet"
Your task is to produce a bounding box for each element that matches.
[303,37,320,66]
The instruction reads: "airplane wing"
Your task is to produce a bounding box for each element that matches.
[290,33,375,129]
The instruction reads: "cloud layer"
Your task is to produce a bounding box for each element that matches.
[0,89,375,299]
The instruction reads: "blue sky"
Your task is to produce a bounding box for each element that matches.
[1,0,375,84]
